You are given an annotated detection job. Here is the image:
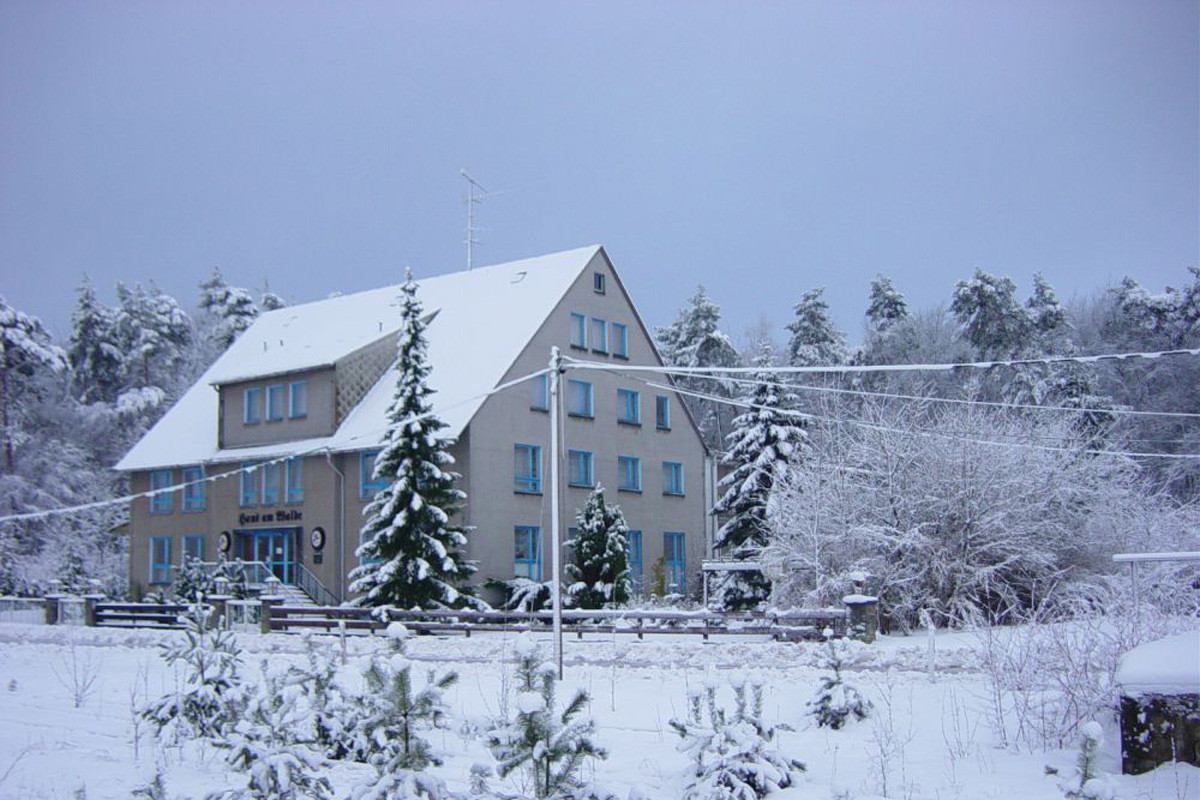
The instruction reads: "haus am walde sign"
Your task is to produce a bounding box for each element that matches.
[237,509,303,526]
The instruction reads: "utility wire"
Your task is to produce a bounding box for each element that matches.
[0,368,550,525]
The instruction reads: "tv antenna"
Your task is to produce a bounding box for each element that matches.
[461,169,489,270]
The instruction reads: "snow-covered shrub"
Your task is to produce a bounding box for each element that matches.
[142,603,244,742]
[213,559,251,600]
[486,634,606,798]
[172,555,216,603]
[670,679,804,800]
[487,577,554,612]
[1060,722,1113,800]
[808,639,871,729]
[566,486,630,609]
[284,634,359,760]
[209,661,332,800]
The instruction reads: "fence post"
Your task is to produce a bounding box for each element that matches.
[44,594,63,625]
[209,595,229,630]
[260,596,280,635]
[83,596,98,627]
[843,594,879,643]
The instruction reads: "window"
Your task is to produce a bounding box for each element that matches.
[618,456,641,492]
[627,530,643,595]
[567,379,593,418]
[617,389,640,425]
[663,461,685,496]
[591,318,608,353]
[267,384,285,421]
[611,322,628,358]
[150,537,172,585]
[183,534,204,563]
[531,374,549,411]
[288,381,308,419]
[262,461,281,505]
[655,395,671,430]
[594,272,606,294]
[570,312,587,349]
[286,457,304,503]
[568,450,594,488]
[150,469,173,514]
[514,444,542,494]
[182,466,205,512]
[360,450,387,499]
[240,463,257,507]
[514,526,541,580]
[244,387,262,424]
[359,529,382,566]
[664,532,686,593]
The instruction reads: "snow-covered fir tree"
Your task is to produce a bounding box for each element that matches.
[655,285,741,450]
[348,270,473,609]
[172,554,217,603]
[566,485,631,609]
[670,679,804,800]
[114,282,193,392]
[1061,722,1113,800]
[142,603,244,742]
[807,638,871,729]
[709,342,807,610]
[865,274,909,338]
[284,634,359,761]
[486,634,606,798]
[198,267,261,351]
[950,269,1035,360]
[66,276,124,404]
[259,281,287,312]
[0,296,67,471]
[785,287,846,367]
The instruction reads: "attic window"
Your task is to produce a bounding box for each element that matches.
[593,272,606,294]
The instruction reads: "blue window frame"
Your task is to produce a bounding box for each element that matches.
[663,461,685,496]
[514,526,541,580]
[627,530,643,595]
[594,272,606,294]
[617,389,640,425]
[183,534,204,563]
[611,322,628,358]
[288,381,307,419]
[618,456,641,492]
[664,532,686,594]
[240,462,257,507]
[150,536,172,585]
[150,469,173,514]
[569,312,587,349]
[286,457,304,503]
[568,450,594,488]
[360,450,387,499]
[262,461,281,505]
[531,374,550,411]
[591,317,608,353]
[266,384,285,421]
[244,387,262,424]
[567,379,593,418]
[514,444,542,494]
[655,395,671,430]
[182,466,205,512]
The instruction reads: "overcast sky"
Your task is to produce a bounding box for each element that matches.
[2,2,1196,347]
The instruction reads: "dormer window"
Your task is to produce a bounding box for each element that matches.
[594,272,606,294]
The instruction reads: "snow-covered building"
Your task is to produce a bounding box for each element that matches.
[116,246,714,604]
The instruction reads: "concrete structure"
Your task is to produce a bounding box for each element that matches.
[117,246,715,605]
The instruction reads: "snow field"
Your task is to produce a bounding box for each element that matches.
[0,624,1195,799]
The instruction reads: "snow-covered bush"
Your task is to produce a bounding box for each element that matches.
[486,634,606,798]
[566,486,630,609]
[172,555,216,603]
[1060,722,1113,800]
[670,679,803,800]
[284,634,359,761]
[807,639,871,729]
[142,603,244,742]
[487,577,553,612]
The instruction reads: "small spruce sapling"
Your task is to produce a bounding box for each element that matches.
[142,602,244,742]
[285,634,359,760]
[670,679,804,800]
[1061,722,1113,800]
[486,634,606,798]
[566,486,631,609]
[172,555,216,603]
[808,639,871,730]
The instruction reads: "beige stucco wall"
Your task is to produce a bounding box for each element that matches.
[220,367,337,448]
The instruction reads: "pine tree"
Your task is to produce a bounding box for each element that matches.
[66,276,124,404]
[114,282,192,391]
[348,271,473,609]
[485,634,606,798]
[950,269,1035,360]
[566,486,631,609]
[807,639,872,729]
[260,283,287,312]
[865,275,909,337]
[0,296,67,471]
[710,343,807,610]
[199,267,260,350]
[670,679,804,800]
[786,287,846,367]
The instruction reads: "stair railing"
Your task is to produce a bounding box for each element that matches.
[293,562,340,607]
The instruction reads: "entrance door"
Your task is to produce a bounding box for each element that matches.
[252,530,293,584]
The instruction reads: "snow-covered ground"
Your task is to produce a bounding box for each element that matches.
[0,623,1194,800]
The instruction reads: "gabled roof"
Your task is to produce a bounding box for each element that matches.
[116,245,602,471]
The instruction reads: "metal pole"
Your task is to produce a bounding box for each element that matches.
[549,346,564,679]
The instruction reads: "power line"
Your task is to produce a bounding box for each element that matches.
[0,368,550,525]
[564,346,1200,376]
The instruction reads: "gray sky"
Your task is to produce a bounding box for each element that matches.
[2,2,1196,347]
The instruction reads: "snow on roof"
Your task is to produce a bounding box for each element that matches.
[116,245,601,471]
[1115,629,1200,696]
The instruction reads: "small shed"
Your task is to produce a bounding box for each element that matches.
[1115,628,1200,775]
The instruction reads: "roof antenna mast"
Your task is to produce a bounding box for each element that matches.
[461,169,489,271]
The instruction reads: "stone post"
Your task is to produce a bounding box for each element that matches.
[843,594,879,643]
[83,595,101,627]
[260,595,280,635]
[208,595,230,630]
[43,594,63,625]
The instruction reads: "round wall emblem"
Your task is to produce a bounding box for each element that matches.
[218,530,232,553]
[310,526,326,551]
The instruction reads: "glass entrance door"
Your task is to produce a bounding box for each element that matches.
[251,530,293,583]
